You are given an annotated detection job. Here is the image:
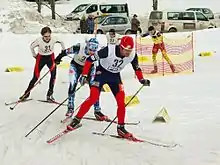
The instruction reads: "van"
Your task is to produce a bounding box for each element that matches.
[148,10,215,32]
[65,3,129,21]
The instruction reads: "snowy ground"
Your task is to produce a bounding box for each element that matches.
[0,30,220,165]
[1,0,220,165]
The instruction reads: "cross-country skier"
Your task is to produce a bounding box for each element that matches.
[66,35,150,138]
[141,26,176,73]
[106,29,121,45]
[54,37,107,119]
[19,26,65,102]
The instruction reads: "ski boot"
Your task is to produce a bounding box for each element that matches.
[151,65,158,74]
[94,111,109,121]
[66,107,74,117]
[46,90,55,102]
[117,124,133,139]
[19,92,30,101]
[67,117,81,131]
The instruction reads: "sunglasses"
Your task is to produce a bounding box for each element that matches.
[43,35,51,38]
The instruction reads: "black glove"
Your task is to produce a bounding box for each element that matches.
[55,50,66,65]
[54,57,62,65]
[79,75,88,86]
[139,79,150,86]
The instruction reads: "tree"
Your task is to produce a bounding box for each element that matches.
[36,0,41,13]
[50,0,56,19]
[153,0,158,10]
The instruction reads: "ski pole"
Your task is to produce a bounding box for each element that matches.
[10,64,56,110]
[24,85,83,137]
[102,85,144,133]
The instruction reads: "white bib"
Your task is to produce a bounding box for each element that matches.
[106,33,120,45]
[100,45,135,73]
[73,43,90,66]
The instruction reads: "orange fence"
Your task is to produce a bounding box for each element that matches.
[136,32,194,77]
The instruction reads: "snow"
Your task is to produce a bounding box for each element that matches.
[1,0,220,165]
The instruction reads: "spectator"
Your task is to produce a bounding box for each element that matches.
[80,15,88,34]
[131,14,140,34]
[86,14,95,34]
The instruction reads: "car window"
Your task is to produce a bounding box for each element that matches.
[196,12,208,21]
[179,12,195,20]
[103,17,117,25]
[86,4,98,13]
[149,11,163,19]
[115,17,128,24]
[202,8,212,14]
[167,12,180,20]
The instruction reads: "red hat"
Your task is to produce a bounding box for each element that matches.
[120,36,134,50]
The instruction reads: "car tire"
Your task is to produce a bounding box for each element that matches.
[168,28,177,32]
[125,30,132,34]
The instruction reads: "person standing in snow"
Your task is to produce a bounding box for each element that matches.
[80,15,88,34]
[19,26,65,102]
[131,14,140,34]
[86,14,95,34]
[66,36,150,139]
[54,37,107,120]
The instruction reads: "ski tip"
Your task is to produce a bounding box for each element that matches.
[92,132,104,136]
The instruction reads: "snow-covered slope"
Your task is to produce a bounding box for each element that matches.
[1,1,220,165]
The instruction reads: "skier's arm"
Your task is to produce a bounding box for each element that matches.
[30,39,39,58]
[131,53,144,80]
[66,43,80,54]
[131,53,151,86]
[55,43,80,62]
[82,46,108,76]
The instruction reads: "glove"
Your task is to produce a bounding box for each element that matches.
[54,57,62,65]
[55,50,66,65]
[139,79,150,86]
[79,75,88,86]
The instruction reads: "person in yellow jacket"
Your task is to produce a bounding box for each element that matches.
[141,26,175,73]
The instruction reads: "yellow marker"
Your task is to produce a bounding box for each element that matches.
[138,55,148,63]
[199,52,213,57]
[102,84,111,92]
[5,66,24,72]
[153,107,170,123]
[125,95,140,107]
[58,62,70,69]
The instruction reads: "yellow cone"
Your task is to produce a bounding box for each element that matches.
[5,66,24,72]
[153,107,170,123]
[125,95,140,107]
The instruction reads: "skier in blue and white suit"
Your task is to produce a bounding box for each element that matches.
[55,38,108,120]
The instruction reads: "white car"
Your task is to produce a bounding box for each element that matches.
[77,15,133,34]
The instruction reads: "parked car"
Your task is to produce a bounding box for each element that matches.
[186,8,216,28]
[148,10,215,32]
[186,8,214,19]
[77,15,133,34]
[65,3,129,21]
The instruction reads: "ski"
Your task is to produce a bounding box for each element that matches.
[46,124,82,144]
[37,100,67,106]
[83,117,140,125]
[5,98,33,106]
[92,132,178,148]
[60,116,140,125]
